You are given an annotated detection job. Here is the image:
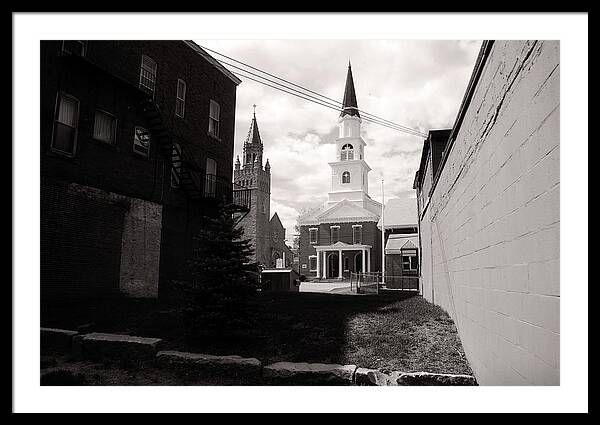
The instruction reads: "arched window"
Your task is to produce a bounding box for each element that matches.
[342,171,351,184]
[341,144,354,161]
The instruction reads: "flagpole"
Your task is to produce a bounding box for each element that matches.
[381,178,385,289]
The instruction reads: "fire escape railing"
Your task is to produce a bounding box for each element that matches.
[140,98,251,212]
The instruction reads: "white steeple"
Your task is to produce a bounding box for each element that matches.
[326,63,380,215]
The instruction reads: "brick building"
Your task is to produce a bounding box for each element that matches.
[41,40,249,303]
[414,40,560,385]
[298,63,383,278]
[233,110,294,269]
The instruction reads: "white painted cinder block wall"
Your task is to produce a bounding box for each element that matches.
[420,40,559,385]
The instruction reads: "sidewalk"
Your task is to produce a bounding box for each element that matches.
[299,280,354,294]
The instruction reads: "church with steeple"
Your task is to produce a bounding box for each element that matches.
[234,108,293,269]
[298,63,383,279]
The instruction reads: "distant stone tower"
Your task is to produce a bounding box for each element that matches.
[234,108,271,267]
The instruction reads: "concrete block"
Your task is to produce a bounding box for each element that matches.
[262,362,357,385]
[155,351,262,378]
[354,368,390,386]
[388,371,477,386]
[81,332,162,361]
[41,328,78,352]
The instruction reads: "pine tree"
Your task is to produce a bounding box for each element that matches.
[180,204,259,335]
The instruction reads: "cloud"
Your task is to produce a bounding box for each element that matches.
[199,40,482,243]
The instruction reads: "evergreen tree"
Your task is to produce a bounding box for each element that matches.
[179,204,259,335]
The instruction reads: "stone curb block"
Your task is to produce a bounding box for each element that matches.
[155,351,262,378]
[354,368,477,386]
[263,362,357,385]
[390,371,477,386]
[81,332,163,361]
[354,367,391,386]
[41,328,79,352]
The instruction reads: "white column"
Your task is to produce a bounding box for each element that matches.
[362,248,366,274]
[316,250,320,278]
[338,249,343,279]
[322,251,327,279]
[367,249,371,272]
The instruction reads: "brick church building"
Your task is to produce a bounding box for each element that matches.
[298,63,383,278]
[234,110,293,269]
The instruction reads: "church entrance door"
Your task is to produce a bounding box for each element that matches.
[328,253,339,279]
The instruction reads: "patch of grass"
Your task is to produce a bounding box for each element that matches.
[42,292,472,376]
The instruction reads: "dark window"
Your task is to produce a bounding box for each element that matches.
[208,100,220,138]
[353,226,362,244]
[175,79,186,118]
[93,110,117,145]
[341,143,354,161]
[402,255,418,271]
[51,92,79,156]
[342,171,351,184]
[309,256,317,271]
[330,226,340,244]
[205,158,217,197]
[139,55,157,94]
[309,228,318,244]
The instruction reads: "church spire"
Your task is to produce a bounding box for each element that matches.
[245,104,262,146]
[340,62,360,118]
[243,106,264,167]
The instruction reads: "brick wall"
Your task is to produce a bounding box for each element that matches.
[419,40,560,385]
[41,179,126,302]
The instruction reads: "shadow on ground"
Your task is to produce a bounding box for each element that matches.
[42,291,471,376]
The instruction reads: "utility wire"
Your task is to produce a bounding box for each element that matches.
[200,44,428,138]
[231,69,426,138]
[224,61,425,137]
[201,44,425,136]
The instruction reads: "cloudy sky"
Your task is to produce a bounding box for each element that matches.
[198,39,482,244]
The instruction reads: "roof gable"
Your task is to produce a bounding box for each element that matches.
[315,199,379,223]
[270,212,283,229]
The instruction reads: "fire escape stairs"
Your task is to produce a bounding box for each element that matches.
[140,98,205,202]
[140,98,252,220]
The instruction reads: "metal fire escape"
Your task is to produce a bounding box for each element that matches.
[139,98,251,223]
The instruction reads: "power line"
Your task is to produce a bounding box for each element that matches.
[222,57,427,137]
[230,69,426,138]
[223,61,425,137]
[201,44,426,136]
[199,44,428,138]
[209,48,424,135]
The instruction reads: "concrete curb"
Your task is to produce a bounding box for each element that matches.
[41,327,79,352]
[42,328,477,385]
[355,367,477,386]
[262,362,357,385]
[80,332,163,361]
[156,350,262,378]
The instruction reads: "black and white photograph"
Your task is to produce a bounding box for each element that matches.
[13,12,588,413]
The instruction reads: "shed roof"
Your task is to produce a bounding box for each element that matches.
[385,233,419,253]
